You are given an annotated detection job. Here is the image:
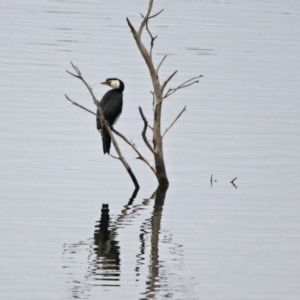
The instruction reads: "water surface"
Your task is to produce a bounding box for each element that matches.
[0,0,300,299]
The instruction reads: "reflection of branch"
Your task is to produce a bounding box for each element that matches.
[162,106,187,138]
[127,187,140,205]
[138,185,168,297]
[66,62,139,190]
[139,107,156,155]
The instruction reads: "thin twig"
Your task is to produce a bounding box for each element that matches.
[146,21,157,58]
[156,54,167,74]
[148,8,164,19]
[127,17,157,82]
[109,154,120,160]
[162,106,187,138]
[140,9,162,58]
[138,0,153,37]
[140,8,164,20]
[158,74,204,104]
[149,91,155,109]
[65,95,96,116]
[126,18,137,36]
[164,81,198,99]
[139,106,156,155]
[67,62,105,150]
[66,62,99,108]
[161,70,178,94]
[112,127,156,174]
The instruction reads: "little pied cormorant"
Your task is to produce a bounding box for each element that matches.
[97,78,124,154]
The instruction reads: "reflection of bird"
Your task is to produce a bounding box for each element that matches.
[97,78,124,154]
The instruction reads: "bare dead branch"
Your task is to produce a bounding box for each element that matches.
[149,8,164,19]
[146,21,157,58]
[126,18,138,38]
[162,106,187,138]
[127,17,158,92]
[66,62,99,108]
[112,127,156,174]
[139,106,156,155]
[161,70,178,94]
[65,95,96,116]
[164,81,198,98]
[66,62,140,190]
[160,74,204,103]
[156,54,167,74]
[140,9,164,20]
[104,124,140,189]
[67,62,106,148]
[66,70,79,79]
[140,15,163,58]
[129,0,203,186]
[148,124,153,131]
[178,74,204,87]
[64,94,155,175]
[140,10,162,59]
[109,153,120,160]
[149,91,156,108]
[138,0,153,37]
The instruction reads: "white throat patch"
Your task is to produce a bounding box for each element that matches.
[110,80,120,89]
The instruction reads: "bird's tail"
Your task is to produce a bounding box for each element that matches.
[102,128,111,154]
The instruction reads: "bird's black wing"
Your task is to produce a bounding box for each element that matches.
[100,90,123,126]
[96,90,123,154]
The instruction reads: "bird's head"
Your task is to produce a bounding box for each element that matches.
[101,78,124,92]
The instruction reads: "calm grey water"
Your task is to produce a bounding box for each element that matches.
[1,0,300,299]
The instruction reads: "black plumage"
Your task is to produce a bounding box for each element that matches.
[97,78,124,154]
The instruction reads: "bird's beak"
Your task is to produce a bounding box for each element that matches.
[101,81,110,86]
